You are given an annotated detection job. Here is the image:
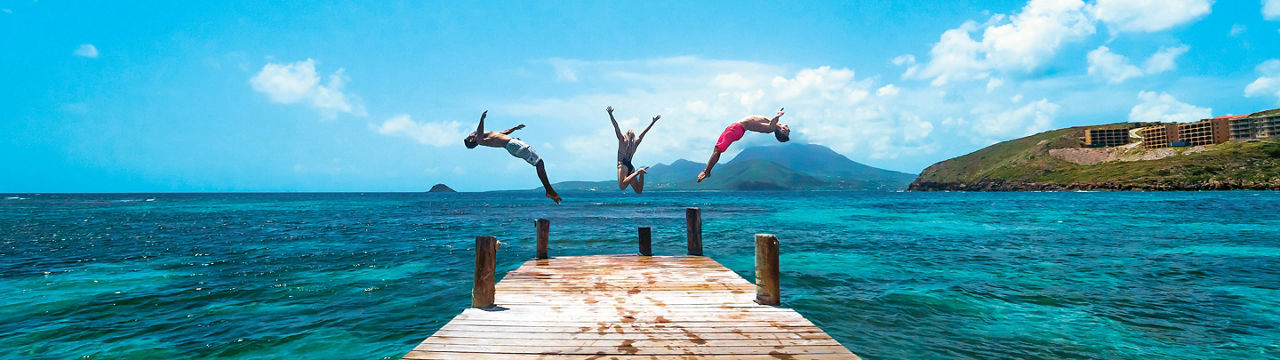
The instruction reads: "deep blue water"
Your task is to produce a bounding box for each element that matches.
[1,191,1278,359]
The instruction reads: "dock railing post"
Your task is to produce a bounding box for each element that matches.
[638,227,652,256]
[754,234,780,306]
[472,236,498,308]
[686,208,703,256]
[535,218,549,259]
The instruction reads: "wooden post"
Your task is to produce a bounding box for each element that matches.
[686,207,703,256]
[754,234,780,306]
[472,236,498,308]
[534,218,549,259]
[638,227,652,256]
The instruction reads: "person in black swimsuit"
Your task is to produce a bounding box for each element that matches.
[607,106,660,193]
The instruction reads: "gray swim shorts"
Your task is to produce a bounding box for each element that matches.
[504,138,542,166]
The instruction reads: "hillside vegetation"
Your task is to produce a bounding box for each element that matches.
[910,124,1280,191]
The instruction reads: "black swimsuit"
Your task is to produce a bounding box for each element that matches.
[620,158,635,176]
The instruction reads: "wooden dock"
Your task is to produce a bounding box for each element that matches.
[401,209,860,359]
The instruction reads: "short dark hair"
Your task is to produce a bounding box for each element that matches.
[774,129,790,142]
[463,137,478,149]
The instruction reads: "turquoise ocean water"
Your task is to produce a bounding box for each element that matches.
[2,191,1278,359]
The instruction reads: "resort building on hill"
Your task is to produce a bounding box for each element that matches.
[1230,110,1280,141]
[1083,128,1132,147]
[1136,116,1240,149]
[1081,108,1278,149]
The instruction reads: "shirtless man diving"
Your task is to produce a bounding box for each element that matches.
[696,108,789,183]
[463,111,562,203]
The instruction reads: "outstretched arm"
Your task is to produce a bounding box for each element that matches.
[606,106,623,140]
[474,110,487,138]
[768,107,785,130]
[500,124,525,135]
[637,115,660,143]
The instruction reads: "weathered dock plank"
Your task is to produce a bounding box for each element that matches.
[402,255,859,359]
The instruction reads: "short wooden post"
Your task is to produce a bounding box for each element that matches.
[472,236,498,308]
[686,208,703,256]
[638,227,652,256]
[754,234,780,306]
[534,218,549,259]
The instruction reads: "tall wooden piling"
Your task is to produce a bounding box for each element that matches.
[686,207,703,256]
[755,233,780,306]
[472,236,498,308]
[534,219,549,259]
[638,227,652,256]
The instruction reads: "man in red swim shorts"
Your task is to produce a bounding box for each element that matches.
[697,108,789,183]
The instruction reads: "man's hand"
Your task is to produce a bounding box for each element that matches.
[776,108,785,118]
[514,124,525,130]
[606,106,614,115]
[651,115,661,123]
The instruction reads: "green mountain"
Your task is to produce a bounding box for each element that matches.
[549,143,915,191]
[909,124,1280,191]
[728,143,917,189]
[427,183,456,192]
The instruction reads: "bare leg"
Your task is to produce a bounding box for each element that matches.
[632,170,645,194]
[535,160,561,203]
[617,165,631,190]
[621,166,646,185]
[697,149,722,183]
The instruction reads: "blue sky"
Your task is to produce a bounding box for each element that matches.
[4,0,1280,192]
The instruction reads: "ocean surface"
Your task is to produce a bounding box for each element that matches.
[2,191,1278,360]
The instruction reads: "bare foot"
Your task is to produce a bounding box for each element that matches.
[697,170,709,183]
[546,192,562,204]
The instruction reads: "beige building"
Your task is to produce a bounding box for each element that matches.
[1136,116,1237,149]
[1230,110,1280,141]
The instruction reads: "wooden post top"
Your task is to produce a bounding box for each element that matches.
[754,233,780,306]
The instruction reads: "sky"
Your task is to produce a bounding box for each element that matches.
[4,0,1280,192]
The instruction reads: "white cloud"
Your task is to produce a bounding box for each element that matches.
[891,55,916,66]
[877,84,900,96]
[986,78,1004,92]
[1245,59,1280,105]
[73,44,98,58]
[375,114,466,147]
[771,66,867,103]
[971,98,1060,141]
[1128,91,1212,123]
[1143,45,1189,74]
[913,0,1095,85]
[498,56,959,173]
[548,58,579,82]
[1230,24,1247,36]
[250,59,365,118]
[1265,0,1280,20]
[1087,45,1188,83]
[1088,46,1143,83]
[1091,0,1212,33]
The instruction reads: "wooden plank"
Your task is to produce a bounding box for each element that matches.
[404,352,858,360]
[401,255,859,359]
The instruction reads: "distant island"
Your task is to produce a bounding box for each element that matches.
[428,184,456,192]
[911,108,1280,191]
[550,143,916,191]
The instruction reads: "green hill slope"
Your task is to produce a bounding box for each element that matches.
[909,124,1280,191]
